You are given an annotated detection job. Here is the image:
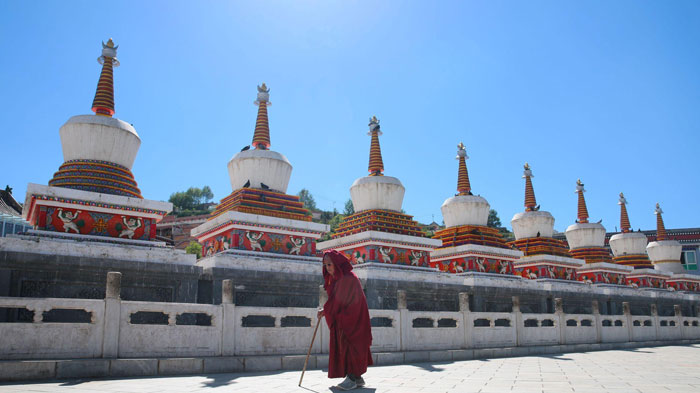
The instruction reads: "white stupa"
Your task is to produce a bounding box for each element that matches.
[317,116,440,268]
[647,204,683,273]
[430,142,521,274]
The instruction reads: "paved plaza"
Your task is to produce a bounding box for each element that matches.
[2,345,699,393]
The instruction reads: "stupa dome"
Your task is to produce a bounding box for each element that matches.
[440,142,490,227]
[228,150,291,193]
[350,175,404,212]
[609,231,648,256]
[565,222,606,249]
[349,116,405,212]
[564,179,606,249]
[226,83,293,193]
[442,195,490,227]
[59,115,140,169]
[646,203,683,273]
[512,210,555,239]
[510,163,555,240]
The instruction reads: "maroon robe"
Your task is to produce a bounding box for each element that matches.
[322,250,373,378]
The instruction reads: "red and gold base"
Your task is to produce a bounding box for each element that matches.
[510,237,571,258]
[513,254,584,281]
[432,225,510,249]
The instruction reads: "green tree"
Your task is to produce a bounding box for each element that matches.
[343,199,355,215]
[297,189,317,211]
[185,241,202,259]
[169,186,214,213]
[487,209,502,228]
[320,212,347,241]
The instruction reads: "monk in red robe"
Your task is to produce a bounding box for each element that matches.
[318,250,373,390]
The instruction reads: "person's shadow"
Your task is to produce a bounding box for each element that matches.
[329,387,376,392]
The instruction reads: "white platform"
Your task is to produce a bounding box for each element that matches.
[190,210,329,239]
[317,230,442,252]
[431,243,523,260]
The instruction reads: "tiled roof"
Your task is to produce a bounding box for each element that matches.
[0,189,22,216]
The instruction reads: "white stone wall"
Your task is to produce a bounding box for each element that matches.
[2,293,699,361]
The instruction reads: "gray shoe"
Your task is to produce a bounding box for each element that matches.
[336,376,357,390]
[355,376,365,387]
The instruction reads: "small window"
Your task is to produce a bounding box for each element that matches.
[412,318,434,328]
[438,318,457,328]
[684,321,690,326]
[660,320,668,327]
[241,315,275,327]
[681,250,698,271]
[494,318,511,327]
[370,317,393,327]
[541,319,555,327]
[130,311,168,325]
[602,320,612,327]
[176,313,212,326]
[643,320,653,327]
[581,319,593,327]
[42,309,92,323]
[474,318,490,327]
[633,320,641,327]
[566,319,578,327]
[669,320,676,327]
[280,316,311,327]
[614,320,624,327]
[524,319,538,327]
[0,307,34,323]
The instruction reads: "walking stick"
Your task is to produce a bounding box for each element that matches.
[299,315,322,386]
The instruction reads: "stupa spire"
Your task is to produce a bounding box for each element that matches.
[618,192,631,233]
[252,83,271,150]
[523,163,537,211]
[575,179,589,223]
[91,39,120,117]
[654,203,667,240]
[367,116,384,176]
[456,142,471,195]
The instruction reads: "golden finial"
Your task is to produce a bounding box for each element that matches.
[524,162,530,170]
[457,142,465,150]
[576,179,583,186]
[106,38,115,48]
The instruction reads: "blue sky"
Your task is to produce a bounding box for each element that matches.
[2,1,699,231]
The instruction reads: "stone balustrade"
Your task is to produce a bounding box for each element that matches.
[1,272,699,362]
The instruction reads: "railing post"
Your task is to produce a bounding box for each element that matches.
[222,279,236,356]
[397,290,409,351]
[674,304,683,339]
[102,271,121,358]
[622,301,632,342]
[512,296,522,347]
[592,300,601,343]
[554,297,565,345]
[650,303,659,341]
[459,292,470,348]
